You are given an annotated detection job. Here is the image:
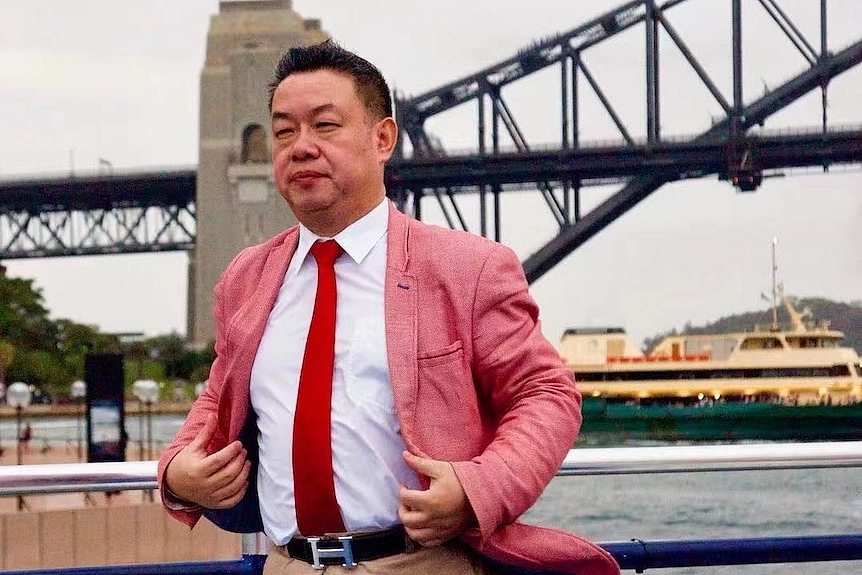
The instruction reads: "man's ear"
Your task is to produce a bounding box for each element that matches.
[375,117,398,162]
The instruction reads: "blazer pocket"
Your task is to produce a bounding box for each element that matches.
[415,342,485,459]
[417,340,464,367]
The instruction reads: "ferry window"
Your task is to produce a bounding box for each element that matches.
[740,337,784,350]
[829,365,851,377]
[797,337,832,348]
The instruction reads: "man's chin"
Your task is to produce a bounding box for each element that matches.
[286,195,339,221]
[284,188,334,209]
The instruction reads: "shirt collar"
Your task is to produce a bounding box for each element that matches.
[291,198,388,276]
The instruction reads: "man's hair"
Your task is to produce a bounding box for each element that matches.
[268,40,393,121]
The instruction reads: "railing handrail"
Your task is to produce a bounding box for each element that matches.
[1,535,861,574]
[0,441,860,497]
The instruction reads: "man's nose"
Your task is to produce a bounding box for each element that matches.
[290,127,320,160]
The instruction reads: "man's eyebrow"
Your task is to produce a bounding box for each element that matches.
[271,104,339,122]
[271,111,293,122]
[310,103,338,115]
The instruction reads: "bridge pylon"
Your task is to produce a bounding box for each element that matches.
[191,0,326,343]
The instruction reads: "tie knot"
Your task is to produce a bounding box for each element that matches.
[310,240,343,267]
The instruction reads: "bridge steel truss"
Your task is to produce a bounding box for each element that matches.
[2,1,861,268]
[390,0,862,283]
[0,170,195,259]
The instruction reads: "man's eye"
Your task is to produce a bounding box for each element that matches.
[275,127,295,138]
[316,122,339,130]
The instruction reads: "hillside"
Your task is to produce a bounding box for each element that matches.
[643,297,862,354]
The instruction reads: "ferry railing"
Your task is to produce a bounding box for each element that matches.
[1,441,860,574]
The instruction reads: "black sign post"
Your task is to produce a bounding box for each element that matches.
[84,353,127,462]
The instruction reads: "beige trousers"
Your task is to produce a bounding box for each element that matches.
[263,541,499,575]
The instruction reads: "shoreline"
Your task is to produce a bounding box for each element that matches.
[0,401,193,420]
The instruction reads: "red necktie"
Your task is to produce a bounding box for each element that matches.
[293,239,347,536]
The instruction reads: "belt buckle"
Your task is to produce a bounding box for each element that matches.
[307,535,357,570]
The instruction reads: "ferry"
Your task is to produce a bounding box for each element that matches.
[561,249,862,442]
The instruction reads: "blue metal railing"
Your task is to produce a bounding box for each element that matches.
[1,443,860,573]
[1,535,861,575]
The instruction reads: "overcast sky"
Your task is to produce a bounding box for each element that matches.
[1,0,860,348]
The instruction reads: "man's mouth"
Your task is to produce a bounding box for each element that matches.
[290,171,327,184]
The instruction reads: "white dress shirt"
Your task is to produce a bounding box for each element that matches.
[249,198,421,544]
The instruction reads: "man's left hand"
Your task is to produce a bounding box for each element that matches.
[398,451,477,547]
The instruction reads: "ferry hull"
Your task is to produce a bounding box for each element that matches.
[579,398,862,443]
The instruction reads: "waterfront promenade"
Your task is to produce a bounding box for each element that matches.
[0,400,194,513]
[0,429,242,570]
[0,442,151,514]
[0,401,193,420]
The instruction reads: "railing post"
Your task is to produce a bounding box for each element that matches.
[241,532,269,556]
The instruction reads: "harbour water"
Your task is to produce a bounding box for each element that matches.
[525,465,862,575]
[2,416,860,574]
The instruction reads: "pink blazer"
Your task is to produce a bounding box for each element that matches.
[158,203,619,575]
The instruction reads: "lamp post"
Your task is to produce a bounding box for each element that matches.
[132,380,159,460]
[132,379,158,503]
[7,382,32,511]
[70,380,87,461]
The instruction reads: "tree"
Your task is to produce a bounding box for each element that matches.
[0,275,57,351]
[0,340,15,386]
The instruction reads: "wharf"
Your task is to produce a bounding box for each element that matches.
[0,402,192,420]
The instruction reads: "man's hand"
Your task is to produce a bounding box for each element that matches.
[398,451,477,547]
[163,413,250,509]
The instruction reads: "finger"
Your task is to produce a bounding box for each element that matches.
[399,485,432,510]
[200,442,244,474]
[189,413,218,450]
[207,449,248,490]
[213,479,249,509]
[211,460,251,503]
[398,506,431,528]
[402,451,443,479]
[405,526,446,547]
[210,461,251,499]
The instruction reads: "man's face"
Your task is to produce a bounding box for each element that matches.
[270,69,394,233]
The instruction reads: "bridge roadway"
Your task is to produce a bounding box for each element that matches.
[3,128,860,211]
[0,126,860,260]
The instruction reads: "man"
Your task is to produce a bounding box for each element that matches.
[158,41,618,575]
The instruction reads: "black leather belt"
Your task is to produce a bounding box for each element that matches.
[286,525,412,569]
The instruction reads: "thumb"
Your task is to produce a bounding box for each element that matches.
[189,413,217,451]
[402,450,443,479]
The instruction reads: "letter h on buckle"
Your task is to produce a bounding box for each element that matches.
[307,536,357,570]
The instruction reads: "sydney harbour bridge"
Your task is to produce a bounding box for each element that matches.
[1,0,860,339]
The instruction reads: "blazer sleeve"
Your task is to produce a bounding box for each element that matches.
[156,274,230,529]
[450,244,581,543]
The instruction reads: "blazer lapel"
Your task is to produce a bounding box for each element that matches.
[384,204,420,450]
[222,230,299,441]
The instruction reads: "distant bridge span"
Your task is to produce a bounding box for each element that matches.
[2,0,861,284]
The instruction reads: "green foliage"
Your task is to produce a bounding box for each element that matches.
[124,359,166,388]
[643,297,862,354]
[0,340,15,382]
[0,275,57,350]
[122,334,213,384]
[0,272,114,395]
[1,270,215,399]
[7,350,69,396]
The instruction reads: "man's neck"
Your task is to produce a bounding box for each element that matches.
[302,195,385,237]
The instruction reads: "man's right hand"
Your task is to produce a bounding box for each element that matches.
[163,413,251,509]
